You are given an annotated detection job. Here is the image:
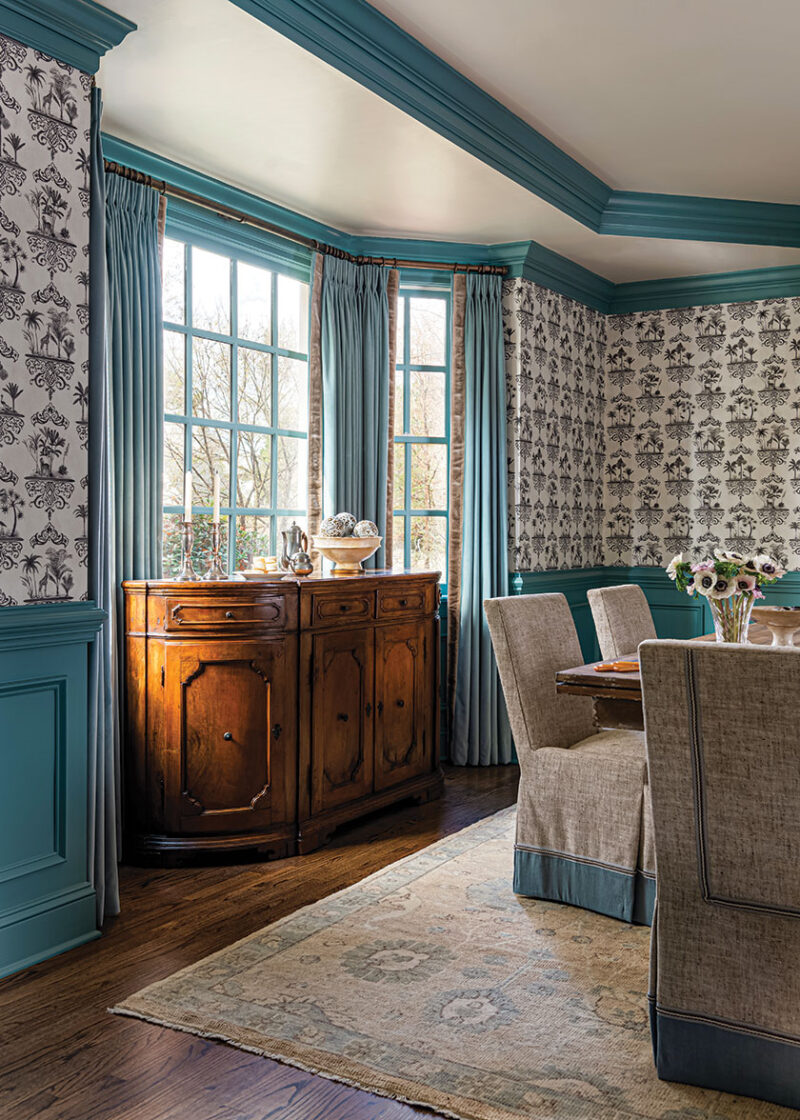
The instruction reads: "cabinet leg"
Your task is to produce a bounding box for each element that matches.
[255,839,296,860]
[297,825,336,855]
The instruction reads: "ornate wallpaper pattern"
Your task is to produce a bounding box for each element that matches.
[503,278,607,571]
[0,34,90,605]
[604,299,800,568]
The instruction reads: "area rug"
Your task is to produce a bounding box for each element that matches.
[113,808,792,1120]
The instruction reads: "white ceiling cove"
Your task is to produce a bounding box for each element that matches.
[98,0,800,280]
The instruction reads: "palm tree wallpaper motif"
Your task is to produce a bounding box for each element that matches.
[0,33,89,604]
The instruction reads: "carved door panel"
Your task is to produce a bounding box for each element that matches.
[374,621,430,791]
[310,628,374,814]
[165,638,294,834]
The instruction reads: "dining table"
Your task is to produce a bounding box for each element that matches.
[555,622,773,731]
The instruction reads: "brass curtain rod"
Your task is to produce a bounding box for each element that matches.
[102,159,507,276]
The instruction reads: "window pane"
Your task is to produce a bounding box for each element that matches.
[192,338,231,420]
[392,515,405,571]
[238,261,271,343]
[394,373,404,435]
[410,515,446,575]
[277,435,307,509]
[192,247,230,334]
[163,239,185,324]
[393,442,406,510]
[409,297,446,365]
[191,425,230,507]
[277,275,309,352]
[396,297,405,364]
[163,422,185,506]
[163,329,185,415]
[235,514,273,569]
[277,355,308,431]
[238,347,271,426]
[162,512,184,578]
[410,370,445,437]
[237,430,271,509]
[411,443,447,510]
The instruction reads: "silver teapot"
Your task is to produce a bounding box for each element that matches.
[279,521,309,571]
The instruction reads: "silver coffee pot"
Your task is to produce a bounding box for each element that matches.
[279,521,309,571]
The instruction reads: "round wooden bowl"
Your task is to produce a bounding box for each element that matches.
[311,535,382,574]
[750,604,800,646]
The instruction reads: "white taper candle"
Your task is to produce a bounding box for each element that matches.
[212,471,220,524]
[183,470,192,520]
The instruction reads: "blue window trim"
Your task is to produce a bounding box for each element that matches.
[393,281,451,585]
[163,210,311,571]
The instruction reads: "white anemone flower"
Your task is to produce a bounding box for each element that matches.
[707,575,737,599]
[666,553,684,581]
[752,554,786,579]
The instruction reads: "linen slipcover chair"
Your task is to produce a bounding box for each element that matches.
[484,593,655,923]
[588,583,657,661]
[639,639,800,1110]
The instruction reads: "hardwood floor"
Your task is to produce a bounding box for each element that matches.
[0,764,519,1120]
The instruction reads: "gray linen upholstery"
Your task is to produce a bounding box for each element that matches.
[640,639,800,1108]
[485,593,654,922]
[588,583,657,660]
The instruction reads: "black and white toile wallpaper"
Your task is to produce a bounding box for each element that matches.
[503,278,607,571]
[0,33,90,605]
[504,281,800,572]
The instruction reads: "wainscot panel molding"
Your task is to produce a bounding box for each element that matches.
[224,0,800,249]
[0,601,105,978]
[0,0,135,73]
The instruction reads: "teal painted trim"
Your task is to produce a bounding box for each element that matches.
[0,0,135,73]
[610,264,800,314]
[514,847,651,925]
[226,0,610,230]
[0,601,105,650]
[165,197,312,283]
[103,137,800,313]
[224,0,800,248]
[602,190,800,249]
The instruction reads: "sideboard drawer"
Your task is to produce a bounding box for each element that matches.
[376,586,429,619]
[309,591,374,627]
[163,597,287,633]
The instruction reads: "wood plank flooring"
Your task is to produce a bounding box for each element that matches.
[0,764,519,1120]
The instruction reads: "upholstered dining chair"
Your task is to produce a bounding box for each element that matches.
[639,639,800,1110]
[484,592,654,924]
[587,583,657,660]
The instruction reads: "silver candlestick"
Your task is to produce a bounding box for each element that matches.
[175,519,197,581]
[203,522,227,580]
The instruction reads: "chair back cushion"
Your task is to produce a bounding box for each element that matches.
[484,593,595,762]
[588,584,656,661]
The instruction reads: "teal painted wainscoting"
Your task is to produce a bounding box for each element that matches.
[512,566,800,654]
[0,603,105,979]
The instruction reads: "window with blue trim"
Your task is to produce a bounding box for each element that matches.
[161,234,310,575]
[392,286,450,582]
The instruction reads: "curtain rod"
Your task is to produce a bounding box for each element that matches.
[102,159,507,276]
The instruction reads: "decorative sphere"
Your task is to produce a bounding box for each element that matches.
[332,512,357,535]
[319,516,348,537]
[353,519,379,537]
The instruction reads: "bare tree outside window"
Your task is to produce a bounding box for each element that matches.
[160,238,309,576]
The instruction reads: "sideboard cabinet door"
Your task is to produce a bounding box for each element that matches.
[374,620,432,791]
[310,627,374,814]
[164,638,296,834]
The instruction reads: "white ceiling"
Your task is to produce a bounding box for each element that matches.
[98,0,800,282]
[370,0,800,203]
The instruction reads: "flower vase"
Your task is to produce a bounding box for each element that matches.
[709,592,755,643]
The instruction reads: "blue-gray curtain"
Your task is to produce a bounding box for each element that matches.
[449,272,512,765]
[87,88,119,922]
[105,172,164,597]
[320,256,391,567]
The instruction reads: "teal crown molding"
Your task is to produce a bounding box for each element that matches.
[226,0,610,230]
[0,0,136,73]
[225,0,800,249]
[103,134,800,315]
[0,601,105,650]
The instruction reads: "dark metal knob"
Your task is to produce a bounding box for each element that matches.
[223,731,233,741]
[377,701,384,715]
[399,598,407,606]
[365,702,372,717]
[339,603,348,611]
[225,611,234,619]
[396,698,405,708]
[337,712,349,722]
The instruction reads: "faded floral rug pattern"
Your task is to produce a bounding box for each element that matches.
[114,809,792,1120]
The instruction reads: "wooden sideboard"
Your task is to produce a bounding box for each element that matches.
[123,571,443,859]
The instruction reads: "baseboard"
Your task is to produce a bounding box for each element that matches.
[0,883,98,979]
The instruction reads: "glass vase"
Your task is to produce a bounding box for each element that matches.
[709,592,755,643]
